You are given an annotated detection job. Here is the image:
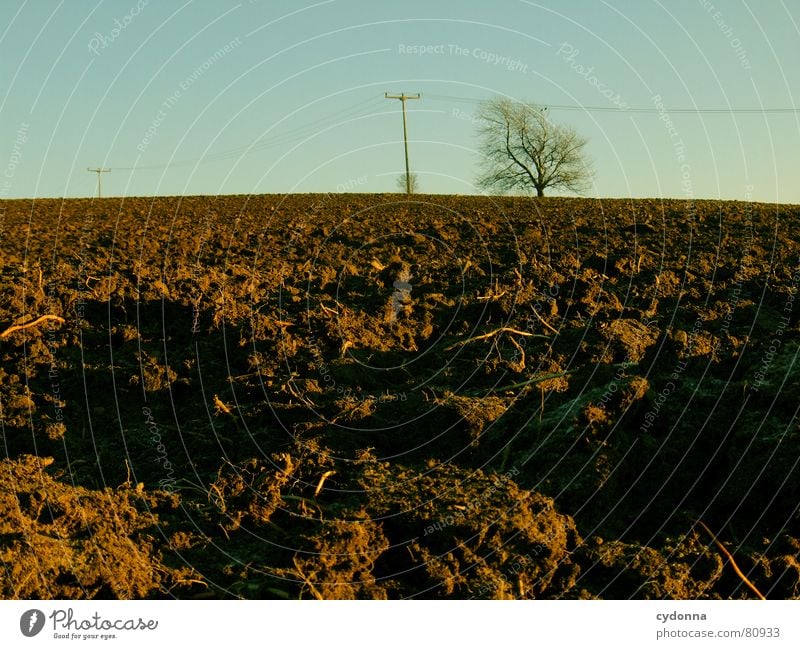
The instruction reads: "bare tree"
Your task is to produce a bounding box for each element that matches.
[396,172,419,194]
[475,97,592,197]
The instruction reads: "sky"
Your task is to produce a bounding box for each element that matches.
[0,0,798,202]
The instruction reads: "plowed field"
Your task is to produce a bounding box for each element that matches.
[1,193,798,599]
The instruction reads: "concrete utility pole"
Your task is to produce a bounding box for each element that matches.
[384,93,420,194]
[87,167,111,198]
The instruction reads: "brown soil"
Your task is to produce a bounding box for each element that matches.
[0,193,799,599]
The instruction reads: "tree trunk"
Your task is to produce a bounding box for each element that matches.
[536,186,545,197]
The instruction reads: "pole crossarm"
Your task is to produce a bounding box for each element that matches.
[87,167,111,198]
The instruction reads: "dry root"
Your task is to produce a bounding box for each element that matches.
[696,520,766,600]
[445,327,548,352]
[0,314,65,339]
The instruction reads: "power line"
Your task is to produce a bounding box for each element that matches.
[112,95,384,172]
[425,93,799,114]
[95,91,794,179]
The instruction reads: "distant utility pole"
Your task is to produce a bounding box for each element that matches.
[385,92,421,194]
[87,167,111,198]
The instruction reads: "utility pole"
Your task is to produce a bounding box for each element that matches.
[385,92,420,194]
[87,167,111,198]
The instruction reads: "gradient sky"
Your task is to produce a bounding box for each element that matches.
[1,0,798,202]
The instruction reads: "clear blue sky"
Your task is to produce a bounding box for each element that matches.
[1,0,798,202]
